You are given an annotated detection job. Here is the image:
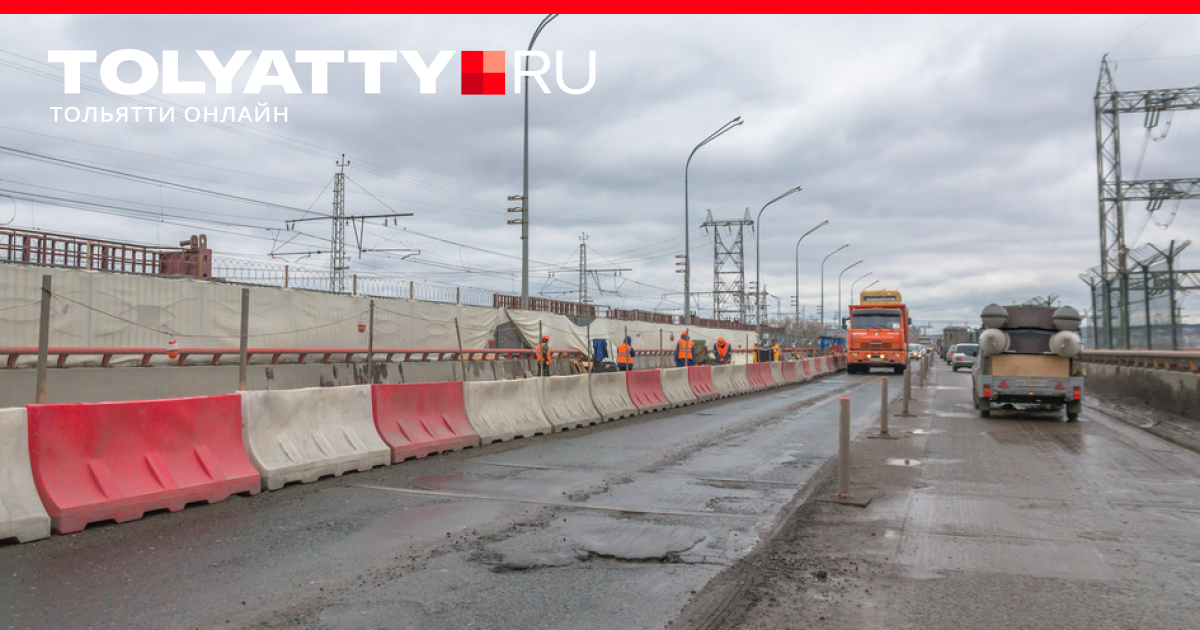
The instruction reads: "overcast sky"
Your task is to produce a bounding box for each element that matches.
[1,14,1197,327]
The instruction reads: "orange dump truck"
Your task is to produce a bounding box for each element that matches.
[846,289,911,374]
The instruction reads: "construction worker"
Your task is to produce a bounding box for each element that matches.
[752,341,761,363]
[772,342,782,362]
[713,337,732,364]
[536,334,551,377]
[616,336,635,372]
[675,331,694,368]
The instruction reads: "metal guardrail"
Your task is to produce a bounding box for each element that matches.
[1081,349,1200,373]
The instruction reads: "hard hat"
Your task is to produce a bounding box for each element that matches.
[542,334,549,340]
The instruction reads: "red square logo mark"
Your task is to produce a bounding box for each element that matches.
[461,51,505,95]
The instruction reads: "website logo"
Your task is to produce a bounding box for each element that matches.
[460,51,505,95]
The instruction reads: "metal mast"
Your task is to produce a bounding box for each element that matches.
[1094,55,1200,278]
[579,234,588,304]
[331,156,349,293]
[702,208,753,322]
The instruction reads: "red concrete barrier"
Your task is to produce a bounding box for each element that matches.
[746,363,772,390]
[781,361,797,383]
[687,365,718,400]
[371,381,480,462]
[626,370,670,413]
[801,359,814,380]
[26,395,260,534]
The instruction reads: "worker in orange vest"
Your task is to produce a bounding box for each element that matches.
[536,334,551,377]
[772,342,782,362]
[616,336,635,372]
[713,337,732,364]
[675,331,694,367]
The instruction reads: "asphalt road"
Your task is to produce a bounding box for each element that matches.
[0,371,882,630]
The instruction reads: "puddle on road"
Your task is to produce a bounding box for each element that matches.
[909,429,942,435]
[931,410,976,418]
[885,458,922,466]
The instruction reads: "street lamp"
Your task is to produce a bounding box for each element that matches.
[519,14,559,309]
[819,244,849,329]
[755,185,803,335]
[684,116,743,325]
[794,220,829,326]
[850,271,873,312]
[860,280,879,301]
[837,260,863,327]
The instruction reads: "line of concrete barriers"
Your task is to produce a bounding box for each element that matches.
[0,355,846,544]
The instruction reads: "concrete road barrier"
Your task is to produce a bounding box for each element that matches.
[687,365,719,401]
[770,362,786,387]
[464,378,552,443]
[660,367,698,407]
[540,375,601,431]
[241,386,390,491]
[732,364,754,394]
[626,370,671,413]
[709,365,738,398]
[27,395,261,533]
[371,381,479,463]
[801,358,814,380]
[781,361,798,383]
[0,408,50,543]
[590,371,638,421]
[746,363,772,390]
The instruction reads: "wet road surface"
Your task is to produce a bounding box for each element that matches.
[1,372,880,630]
[674,360,1200,629]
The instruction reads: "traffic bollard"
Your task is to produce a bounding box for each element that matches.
[899,365,915,417]
[837,397,851,498]
[880,376,889,435]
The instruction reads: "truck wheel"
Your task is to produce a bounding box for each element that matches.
[1066,411,1079,422]
[1066,401,1081,422]
[952,366,959,372]
[893,365,904,375]
[980,409,991,418]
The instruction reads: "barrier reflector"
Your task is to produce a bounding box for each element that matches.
[770,362,785,387]
[626,370,671,413]
[687,365,719,401]
[590,372,638,420]
[540,375,601,431]
[660,368,698,407]
[0,408,50,543]
[781,361,798,383]
[464,378,552,443]
[242,386,389,491]
[27,395,260,534]
[732,364,754,393]
[371,381,479,463]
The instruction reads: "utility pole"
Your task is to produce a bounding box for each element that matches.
[574,233,628,305]
[702,208,753,323]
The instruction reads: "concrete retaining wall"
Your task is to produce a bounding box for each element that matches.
[1085,363,1200,422]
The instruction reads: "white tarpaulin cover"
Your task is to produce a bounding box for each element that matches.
[0,265,503,366]
[505,310,758,358]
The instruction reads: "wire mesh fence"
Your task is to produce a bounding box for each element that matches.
[1088,260,1186,350]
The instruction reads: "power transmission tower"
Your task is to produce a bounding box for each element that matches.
[331,156,349,292]
[575,233,629,304]
[275,156,415,293]
[701,209,753,322]
[1094,55,1200,278]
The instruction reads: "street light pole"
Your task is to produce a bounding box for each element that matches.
[684,116,743,325]
[859,279,879,302]
[755,186,802,336]
[820,243,850,330]
[850,271,873,310]
[837,260,863,328]
[794,220,829,327]
[520,14,558,309]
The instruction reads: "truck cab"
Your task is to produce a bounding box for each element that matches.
[971,304,1084,422]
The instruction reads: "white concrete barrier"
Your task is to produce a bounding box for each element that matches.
[0,408,50,543]
[660,367,697,407]
[241,386,391,491]
[589,371,638,421]
[709,365,739,398]
[732,364,754,393]
[540,374,601,431]
[770,361,786,387]
[465,378,553,443]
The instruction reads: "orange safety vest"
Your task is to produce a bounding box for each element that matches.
[772,345,781,361]
[536,342,550,364]
[617,343,633,364]
[714,343,730,363]
[676,338,693,361]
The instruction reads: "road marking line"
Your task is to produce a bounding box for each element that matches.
[353,484,759,519]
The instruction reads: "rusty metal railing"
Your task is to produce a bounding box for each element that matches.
[1081,349,1200,373]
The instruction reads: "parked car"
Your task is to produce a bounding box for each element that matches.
[951,344,978,371]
